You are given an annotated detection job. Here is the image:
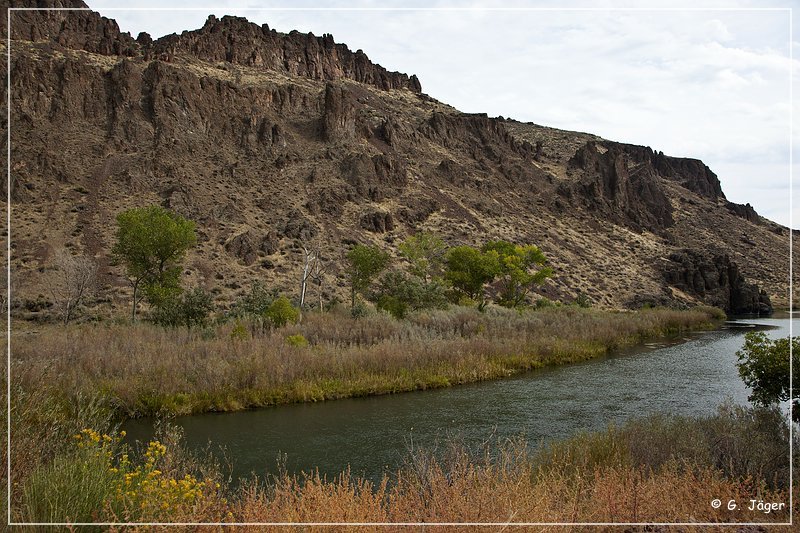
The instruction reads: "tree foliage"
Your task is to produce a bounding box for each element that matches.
[112,206,196,320]
[372,271,448,319]
[482,241,552,308]
[736,331,799,422]
[399,232,446,282]
[443,246,501,308]
[150,287,214,329]
[345,244,390,311]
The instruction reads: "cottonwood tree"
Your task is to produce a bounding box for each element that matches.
[345,244,390,312]
[399,231,446,282]
[46,248,97,324]
[112,205,196,321]
[737,331,799,422]
[482,240,552,308]
[444,245,500,309]
[371,270,448,319]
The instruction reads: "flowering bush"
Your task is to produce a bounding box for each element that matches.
[32,428,224,522]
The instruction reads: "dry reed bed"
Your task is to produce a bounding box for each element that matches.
[98,428,793,530]
[12,306,721,417]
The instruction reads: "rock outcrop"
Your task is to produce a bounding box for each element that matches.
[224,229,279,266]
[664,250,773,315]
[145,15,421,93]
[652,151,724,200]
[7,0,138,56]
[360,209,394,233]
[6,2,421,95]
[322,83,357,141]
[725,201,761,224]
[564,141,674,233]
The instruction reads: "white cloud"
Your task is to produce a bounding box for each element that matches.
[86,1,796,227]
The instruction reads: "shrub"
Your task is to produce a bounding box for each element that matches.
[150,287,213,329]
[694,305,726,320]
[376,294,408,319]
[350,301,370,318]
[22,427,223,523]
[286,334,309,347]
[230,282,277,318]
[180,287,214,328]
[229,320,249,341]
[22,429,119,523]
[264,296,300,327]
[372,271,448,319]
[574,291,591,308]
[534,297,557,309]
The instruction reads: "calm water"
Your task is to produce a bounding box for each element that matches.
[124,316,793,483]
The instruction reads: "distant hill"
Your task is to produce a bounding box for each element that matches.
[3,0,792,316]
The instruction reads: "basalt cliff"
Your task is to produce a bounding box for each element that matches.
[3,0,792,316]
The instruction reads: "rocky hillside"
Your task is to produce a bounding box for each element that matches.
[3,0,792,316]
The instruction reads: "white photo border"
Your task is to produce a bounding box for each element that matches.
[5,5,794,527]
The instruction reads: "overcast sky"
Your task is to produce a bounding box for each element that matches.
[86,0,798,228]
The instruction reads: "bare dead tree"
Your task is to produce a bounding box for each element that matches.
[46,249,97,324]
[0,255,7,317]
[308,251,328,312]
[299,245,317,310]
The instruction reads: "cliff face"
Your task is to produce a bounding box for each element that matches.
[664,250,773,315]
[5,1,792,316]
[5,1,420,92]
[7,0,138,56]
[145,15,422,93]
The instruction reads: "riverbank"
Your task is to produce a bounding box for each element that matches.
[13,305,724,418]
[14,403,794,525]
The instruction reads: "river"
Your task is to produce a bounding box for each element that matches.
[123,315,793,484]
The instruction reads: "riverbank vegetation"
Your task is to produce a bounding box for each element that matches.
[14,305,723,418]
[9,205,755,526]
[10,397,794,525]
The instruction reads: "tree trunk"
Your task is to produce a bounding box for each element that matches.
[131,281,138,322]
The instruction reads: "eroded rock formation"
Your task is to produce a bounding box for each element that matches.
[664,250,773,314]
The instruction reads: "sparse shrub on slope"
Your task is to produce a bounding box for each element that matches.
[264,296,301,327]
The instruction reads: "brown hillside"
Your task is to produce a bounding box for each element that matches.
[3,1,793,317]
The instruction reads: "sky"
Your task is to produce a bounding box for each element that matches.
[84,0,798,228]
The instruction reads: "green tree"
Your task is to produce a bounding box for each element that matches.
[112,206,196,321]
[482,240,552,308]
[399,232,446,282]
[372,270,448,319]
[444,245,501,309]
[737,331,799,422]
[345,244,390,312]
